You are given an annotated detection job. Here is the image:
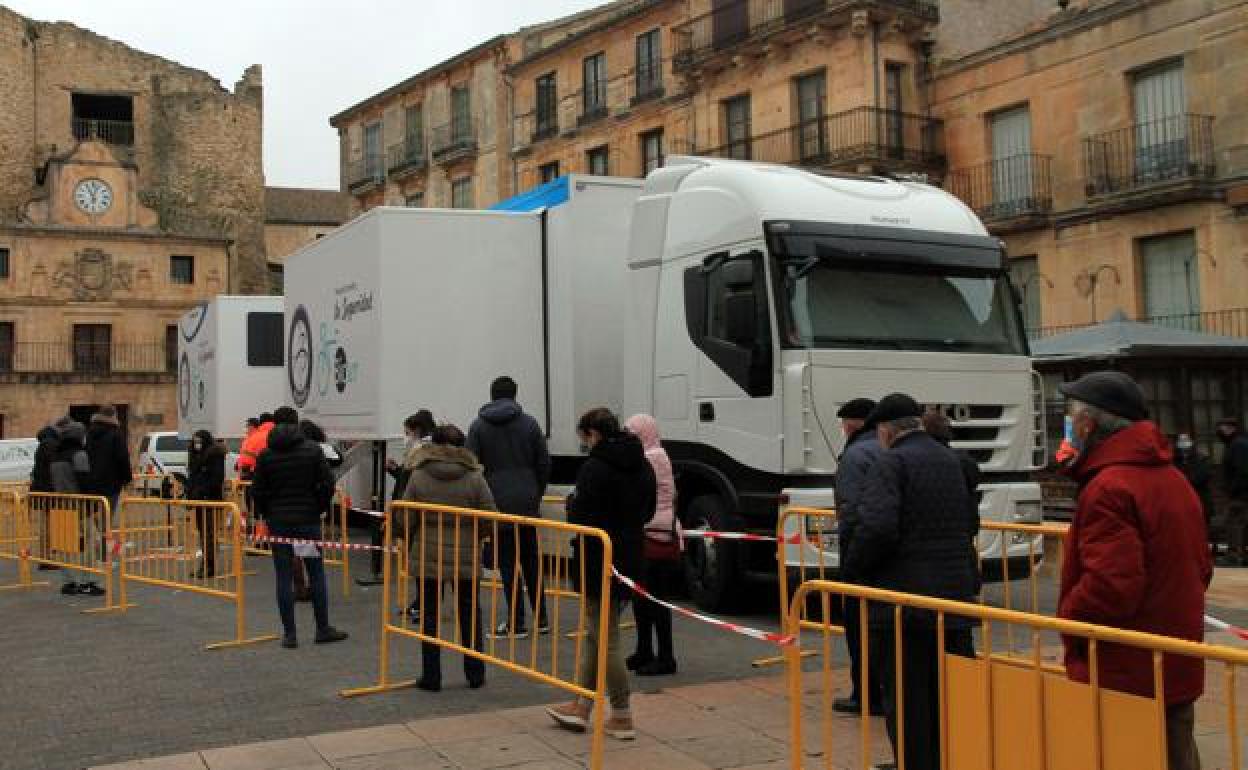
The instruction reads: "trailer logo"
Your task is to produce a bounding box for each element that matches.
[333,347,349,393]
[288,305,314,407]
[180,303,209,342]
[333,284,374,322]
[178,353,192,418]
[317,322,358,397]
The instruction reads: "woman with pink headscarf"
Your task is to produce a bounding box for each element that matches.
[624,413,681,676]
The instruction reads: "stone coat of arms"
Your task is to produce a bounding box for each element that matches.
[52,248,134,300]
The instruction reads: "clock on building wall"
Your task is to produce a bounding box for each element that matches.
[73,178,113,214]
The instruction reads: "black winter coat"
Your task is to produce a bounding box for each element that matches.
[250,424,335,528]
[1223,432,1248,501]
[567,432,655,600]
[835,427,884,565]
[30,426,59,493]
[843,430,980,628]
[467,400,551,517]
[85,418,133,498]
[187,444,226,501]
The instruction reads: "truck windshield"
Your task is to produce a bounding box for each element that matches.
[778,259,1028,355]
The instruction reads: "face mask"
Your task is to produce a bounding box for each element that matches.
[403,434,415,449]
[1066,415,1085,452]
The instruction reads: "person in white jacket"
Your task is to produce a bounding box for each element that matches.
[624,413,681,676]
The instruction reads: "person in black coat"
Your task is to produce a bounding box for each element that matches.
[844,394,980,770]
[547,408,654,741]
[85,405,133,514]
[250,407,347,648]
[186,430,226,578]
[467,376,551,636]
[1216,418,1248,566]
[30,423,61,493]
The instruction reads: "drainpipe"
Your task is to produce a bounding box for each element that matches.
[872,20,881,165]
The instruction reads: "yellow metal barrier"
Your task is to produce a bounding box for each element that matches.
[0,490,46,591]
[114,497,278,650]
[786,579,1246,770]
[26,492,122,611]
[341,501,615,770]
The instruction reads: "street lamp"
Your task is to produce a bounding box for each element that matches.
[1075,263,1121,324]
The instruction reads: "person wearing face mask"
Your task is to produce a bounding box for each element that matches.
[358,411,435,588]
[1058,371,1211,770]
[1172,432,1214,541]
[187,430,226,578]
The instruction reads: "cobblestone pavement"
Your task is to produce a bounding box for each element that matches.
[4,552,1246,770]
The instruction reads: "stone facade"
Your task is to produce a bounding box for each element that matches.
[932,0,1248,330]
[263,186,350,292]
[0,5,263,443]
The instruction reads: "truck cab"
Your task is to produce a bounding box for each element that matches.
[625,158,1045,609]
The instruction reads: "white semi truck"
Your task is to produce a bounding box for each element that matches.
[282,158,1045,610]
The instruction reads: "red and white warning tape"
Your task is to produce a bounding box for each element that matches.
[250,534,397,553]
[681,530,806,544]
[1205,614,1248,642]
[612,566,795,647]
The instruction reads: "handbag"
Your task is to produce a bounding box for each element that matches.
[643,515,681,562]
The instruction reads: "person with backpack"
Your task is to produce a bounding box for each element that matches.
[250,407,348,648]
[50,420,103,597]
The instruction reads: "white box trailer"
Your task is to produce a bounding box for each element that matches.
[176,296,286,441]
[282,175,642,453]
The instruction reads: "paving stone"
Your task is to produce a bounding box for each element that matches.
[200,738,328,770]
[91,754,208,770]
[433,733,562,769]
[599,743,716,769]
[306,725,425,761]
[666,732,788,768]
[330,747,456,770]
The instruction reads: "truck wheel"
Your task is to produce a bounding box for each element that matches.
[682,495,742,612]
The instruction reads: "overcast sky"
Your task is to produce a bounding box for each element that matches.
[8,0,604,190]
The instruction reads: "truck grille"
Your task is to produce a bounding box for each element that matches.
[929,403,1009,469]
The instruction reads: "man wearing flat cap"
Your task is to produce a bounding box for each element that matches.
[1058,370,1210,770]
[843,393,979,770]
[832,397,885,716]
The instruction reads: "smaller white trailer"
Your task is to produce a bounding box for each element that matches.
[177,296,286,441]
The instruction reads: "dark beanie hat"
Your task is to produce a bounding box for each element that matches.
[1059,371,1148,421]
[836,398,877,420]
[866,393,923,427]
[273,406,300,425]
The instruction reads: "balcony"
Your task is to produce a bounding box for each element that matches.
[693,107,944,173]
[579,82,609,127]
[431,120,478,165]
[630,67,665,107]
[947,154,1053,231]
[673,0,938,72]
[0,342,176,383]
[1083,114,1215,199]
[346,157,384,194]
[72,117,134,146]
[1029,308,1248,341]
[386,137,428,180]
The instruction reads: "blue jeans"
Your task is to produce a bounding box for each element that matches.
[269,524,329,638]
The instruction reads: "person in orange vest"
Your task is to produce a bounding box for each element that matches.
[237,413,274,479]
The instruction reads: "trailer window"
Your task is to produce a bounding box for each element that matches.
[247,312,283,367]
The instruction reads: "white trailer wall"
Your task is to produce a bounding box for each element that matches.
[178,296,286,440]
[283,208,545,440]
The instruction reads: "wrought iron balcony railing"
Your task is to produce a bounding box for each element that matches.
[72,118,134,146]
[1083,114,1215,198]
[431,120,478,163]
[947,154,1053,222]
[1028,308,1248,341]
[694,107,944,170]
[346,157,384,192]
[0,342,177,376]
[673,0,939,70]
[386,137,428,176]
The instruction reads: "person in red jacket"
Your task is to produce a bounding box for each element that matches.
[1058,371,1212,770]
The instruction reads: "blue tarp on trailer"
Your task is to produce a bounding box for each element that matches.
[489,176,570,212]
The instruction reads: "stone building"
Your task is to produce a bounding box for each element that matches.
[263,187,350,294]
[0,6,265,442]
[932,0,1248,447]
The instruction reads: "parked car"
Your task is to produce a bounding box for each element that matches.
[136,431,189,495]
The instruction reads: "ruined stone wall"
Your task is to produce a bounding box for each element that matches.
[0,7,35,222]
[2,12,266,292]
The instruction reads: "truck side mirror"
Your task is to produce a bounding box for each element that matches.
[724,292,756,346]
